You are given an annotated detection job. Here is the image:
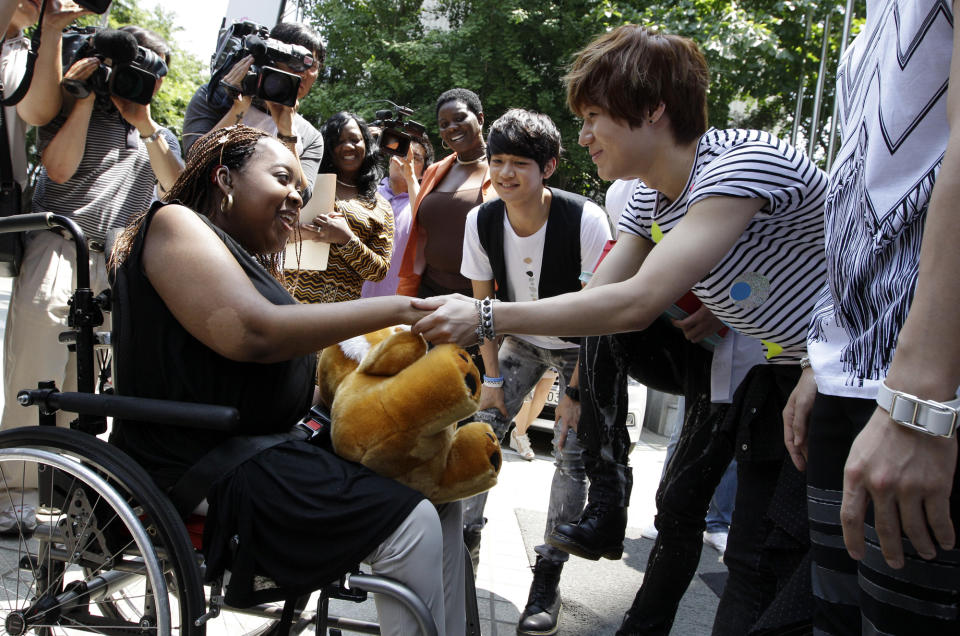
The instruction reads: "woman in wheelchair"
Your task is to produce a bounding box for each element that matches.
[108,124,466,635]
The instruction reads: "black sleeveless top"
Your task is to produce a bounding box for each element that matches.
[109,202,422,606]
[110,201,317,490]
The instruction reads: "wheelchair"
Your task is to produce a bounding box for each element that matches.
[0,213,482,635]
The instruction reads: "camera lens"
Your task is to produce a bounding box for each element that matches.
[111,66,155,105]
[258,67,299,106]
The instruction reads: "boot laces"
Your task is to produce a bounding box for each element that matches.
[526,558,560,610]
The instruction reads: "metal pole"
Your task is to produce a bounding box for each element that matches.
[825,0,856,171]
[808,10,833,160]
[791,7,814,147]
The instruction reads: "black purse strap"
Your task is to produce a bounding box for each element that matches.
[0,106,17,192]
[0,0,48,107]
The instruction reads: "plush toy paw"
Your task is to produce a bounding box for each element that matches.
[319,328,500,502]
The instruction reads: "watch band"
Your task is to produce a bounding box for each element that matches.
[277,132,299,144]
[140,128,162,144]
[564,385,580,402]
[876,380,960,438]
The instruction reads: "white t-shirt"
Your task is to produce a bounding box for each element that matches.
[0,33,30,188]
[618,128,828,364]
[808,0,952,398]
[461,192,611,350]
[604,178,640,236]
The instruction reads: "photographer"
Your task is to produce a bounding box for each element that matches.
[182,22,324,200]
[0,24,182,532]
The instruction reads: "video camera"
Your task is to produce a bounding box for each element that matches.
[372,104,426,158]
[61,26,168,105]
[76,0,112,13]
[207,21,314,108]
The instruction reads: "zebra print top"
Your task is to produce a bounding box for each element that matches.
[619,128,828,364]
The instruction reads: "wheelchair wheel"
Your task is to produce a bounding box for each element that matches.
[0,427,206,634]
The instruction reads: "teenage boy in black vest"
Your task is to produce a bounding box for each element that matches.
[459,109,610,635]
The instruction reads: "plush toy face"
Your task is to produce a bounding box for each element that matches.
[319,329,501,503]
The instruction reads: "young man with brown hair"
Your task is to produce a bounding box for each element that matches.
[415,24,828,634]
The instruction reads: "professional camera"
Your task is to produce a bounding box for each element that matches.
[76,0,112,13]
[61,26,168,105]
[372,104,426,158]
[207,20,315,108]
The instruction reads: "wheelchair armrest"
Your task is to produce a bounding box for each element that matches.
[17,389,240,432]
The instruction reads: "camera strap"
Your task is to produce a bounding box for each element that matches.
[0,0,47,107]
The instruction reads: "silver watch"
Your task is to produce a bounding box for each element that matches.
[876,380,960,438]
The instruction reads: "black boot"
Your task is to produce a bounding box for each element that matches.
[547,502,627,560]
[517,555,563,636]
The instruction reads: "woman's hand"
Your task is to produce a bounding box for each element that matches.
[43,0,91,31]
[63,56,100,100]
[310,212,353,245]
[411,294,479,346]
[112,96,153,132]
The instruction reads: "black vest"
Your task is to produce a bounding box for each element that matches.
[476,188,587,302]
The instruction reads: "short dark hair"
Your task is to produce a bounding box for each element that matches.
[119,25,170,66]
[319,111,380,204]
[565,24,709,145]
[435,88,483,119]
[270,22,325,69]
[486,109,562,172]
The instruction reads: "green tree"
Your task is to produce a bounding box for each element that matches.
[302,0,862,197]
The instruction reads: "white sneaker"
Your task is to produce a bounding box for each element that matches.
[509,429,535,461]
[703,530,728,555]
[641,524,658,540]
[0,503,37,536]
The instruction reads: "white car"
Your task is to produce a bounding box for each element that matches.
[529,377,647,452]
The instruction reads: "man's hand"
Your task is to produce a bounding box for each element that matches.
[43,0,90,31]
[782,366,816,471]
[841,408,958,569]
[479,385,508,417]
[670,304,724,343]
[266,100,298,136]
[556,394,580,450]
[411,294,480,346]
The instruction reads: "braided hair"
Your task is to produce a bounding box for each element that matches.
[113,126,286,278]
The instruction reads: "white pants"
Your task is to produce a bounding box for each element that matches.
[365,499,466,636]
[1,232,109,487]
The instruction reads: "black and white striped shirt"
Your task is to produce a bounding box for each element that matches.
[33,103,180,244]
[618,128,828,364]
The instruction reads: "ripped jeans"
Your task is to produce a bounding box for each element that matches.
[462,336,585,565]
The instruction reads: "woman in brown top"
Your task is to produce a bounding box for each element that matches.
[397,89,494,298]
[288,112,392,303]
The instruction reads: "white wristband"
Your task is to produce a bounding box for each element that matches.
[876,380,960,438]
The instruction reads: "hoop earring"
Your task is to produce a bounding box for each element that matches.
[441,138,451,150]
[221,193,234,214]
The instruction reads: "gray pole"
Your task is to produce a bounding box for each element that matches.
[808,10,833,160]
[791,7,814,147]
[825,0,856,171]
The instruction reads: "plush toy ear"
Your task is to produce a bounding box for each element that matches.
[357,330,427,376]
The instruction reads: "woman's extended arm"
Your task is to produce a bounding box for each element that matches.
[414,196,764,345]
[143,204,423,363]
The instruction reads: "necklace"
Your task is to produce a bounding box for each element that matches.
[336,179,357,188]
[456,147,487,166]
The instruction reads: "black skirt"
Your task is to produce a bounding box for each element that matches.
[202,440,423,606]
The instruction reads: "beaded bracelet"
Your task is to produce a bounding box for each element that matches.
[482,375,504,388]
